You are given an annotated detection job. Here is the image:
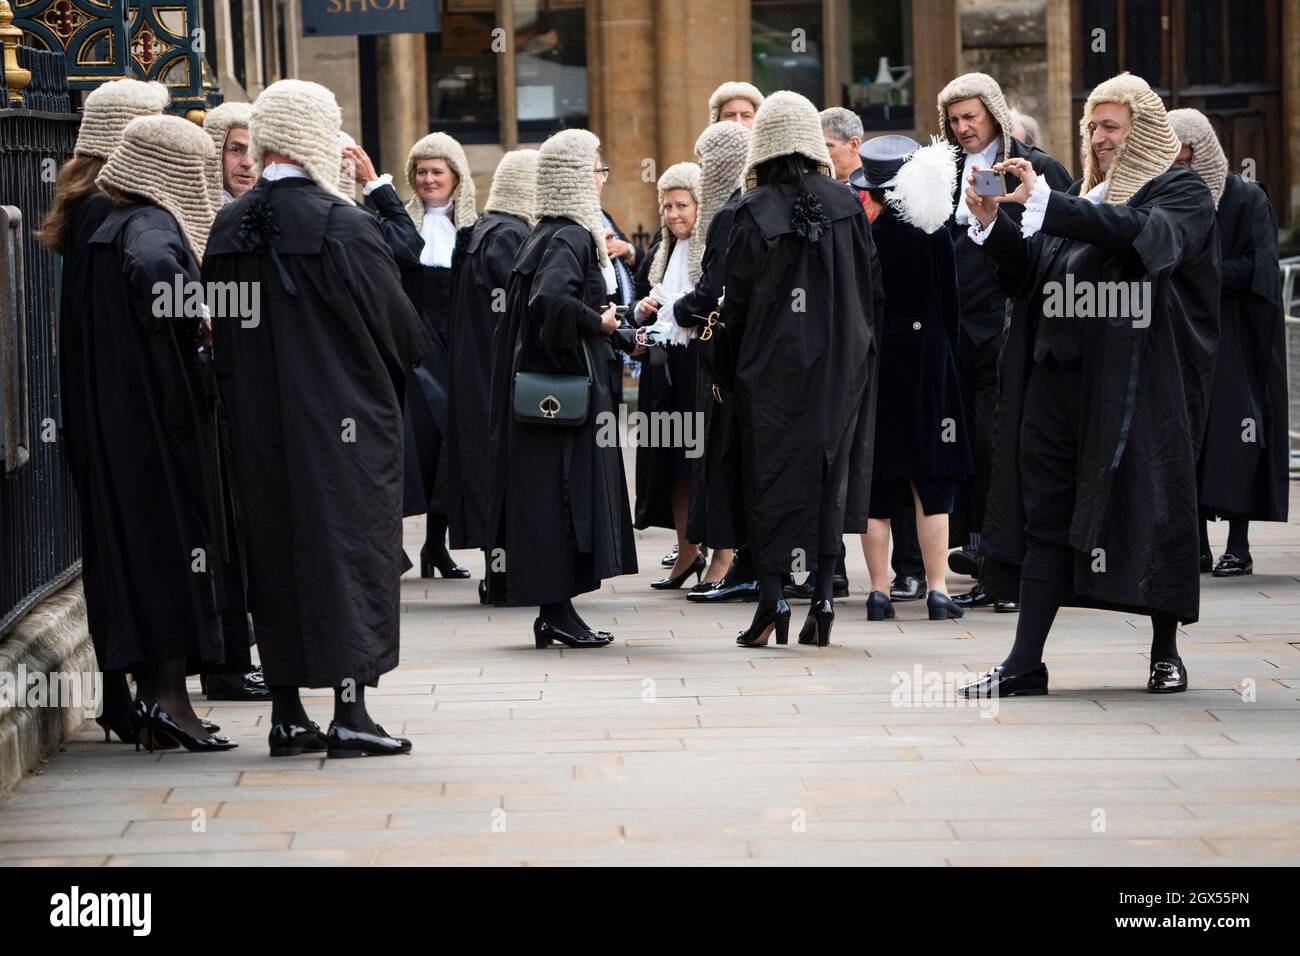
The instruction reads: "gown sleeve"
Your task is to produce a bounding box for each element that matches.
[364,182,425,267]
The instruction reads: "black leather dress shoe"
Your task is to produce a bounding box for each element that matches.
[204,670,271,702]
[533,619,613,648]
[686,579,759,603]
[959,663,1049,698]
[325,722,412,758]
[1147,659,1188,694]
[783,575,850,601]
[952,586,994,609]
[926,590,964,620]
[947,549,982,578]
[268,721,328,757]
[889,575,926,602]
[1211,553,1253,577]
[994,599,1020,613]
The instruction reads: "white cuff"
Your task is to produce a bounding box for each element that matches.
[362,173,394,196]
[1019,176,1051,238]
[968,215,995,246]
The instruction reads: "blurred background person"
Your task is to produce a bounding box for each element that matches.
[709,81,764,128]
[359,132,479,580]
[443,149,539,605]
[633,162,707,591]
[1168,108,1288,577]
[202,101,255,209]
[851,136,971,623]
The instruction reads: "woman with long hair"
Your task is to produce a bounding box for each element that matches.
[721,91,883,648]
[39,79,171,744]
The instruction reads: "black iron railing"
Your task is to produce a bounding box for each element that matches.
[0,46,83,636]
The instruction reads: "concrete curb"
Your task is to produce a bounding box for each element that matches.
[0,579,93,799]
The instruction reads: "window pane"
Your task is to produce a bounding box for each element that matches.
[514,0,588,139]
[1184,0,1222,86]
[428,2,500,144]
[1081,0,1118,89]
[1227,0,1267,85]
[752,0,824,108]
[1123,0,1163,86]
[843,0,913,131]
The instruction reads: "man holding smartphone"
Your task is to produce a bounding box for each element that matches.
[936,73,1074,613]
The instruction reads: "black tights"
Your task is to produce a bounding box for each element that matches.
[1002,547,1181,675]
[539,599,594,635]
[271,683,380,734]
[135,657,204,736]
[1201,518,1250,560]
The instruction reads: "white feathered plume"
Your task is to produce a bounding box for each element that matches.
[885,136,958,234]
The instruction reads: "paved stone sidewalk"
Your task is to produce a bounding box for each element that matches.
[2,485,1298,866]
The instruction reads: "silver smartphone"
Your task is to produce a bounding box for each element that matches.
[973,168,1007,196]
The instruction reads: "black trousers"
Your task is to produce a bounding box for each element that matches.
[1019,357,1085,589]
[952,327,1003,544]
[890,497,925,578]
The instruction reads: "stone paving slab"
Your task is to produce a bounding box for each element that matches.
[0,482,1297,866]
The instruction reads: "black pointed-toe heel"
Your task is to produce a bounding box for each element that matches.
[797,600,835,646]
[960,663,1049,699]
[142,703,238,753]
[95,708,137,744]
[268,721,328,757]
[533,619,613,649]
[926,590,964,620]
[651,554,705,590]
[866,590,895,621]
[736,600,791,647]
[130,699,176,752]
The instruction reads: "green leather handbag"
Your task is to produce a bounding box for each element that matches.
[512,339,594,427]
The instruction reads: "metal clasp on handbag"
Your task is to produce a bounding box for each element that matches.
[539,395,561,418]
[699,310,720,342]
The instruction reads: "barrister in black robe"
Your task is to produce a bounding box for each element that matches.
[486,129,637,648]
[1195,173,1287,572]
[82,199,226,727]
[720,93,881,647]
[205,166,428,745]
[447,210,530,547]
[961,76,1219,698]
[677,188,744,558]
[357,135,477,580]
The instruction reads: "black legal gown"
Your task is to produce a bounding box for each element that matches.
[365,182,459,516]
[980,167,1220,623]
[204,178,429,687]
[78,203,224,672]
[720,173,883,575]
[446,211,530,549]
[486,217,638,606]
[1197,172,1288,523]
[58,190,115,663]
[677,190,746,549]
[631,234,698,532]
[868,204,972,483]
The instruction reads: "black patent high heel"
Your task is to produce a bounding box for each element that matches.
[420,546,471,579]
[139,703,238,753]
[926,590,965,620]
[798,600,835,646]
[736,600,791,647]
[651,554,705,590]
[866,590,896,621]
[533,618,613,649]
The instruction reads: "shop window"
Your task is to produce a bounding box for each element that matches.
[514,0,588,139]
[427,1,501,144]
[842,0,913,130]
[752,0,824,107]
